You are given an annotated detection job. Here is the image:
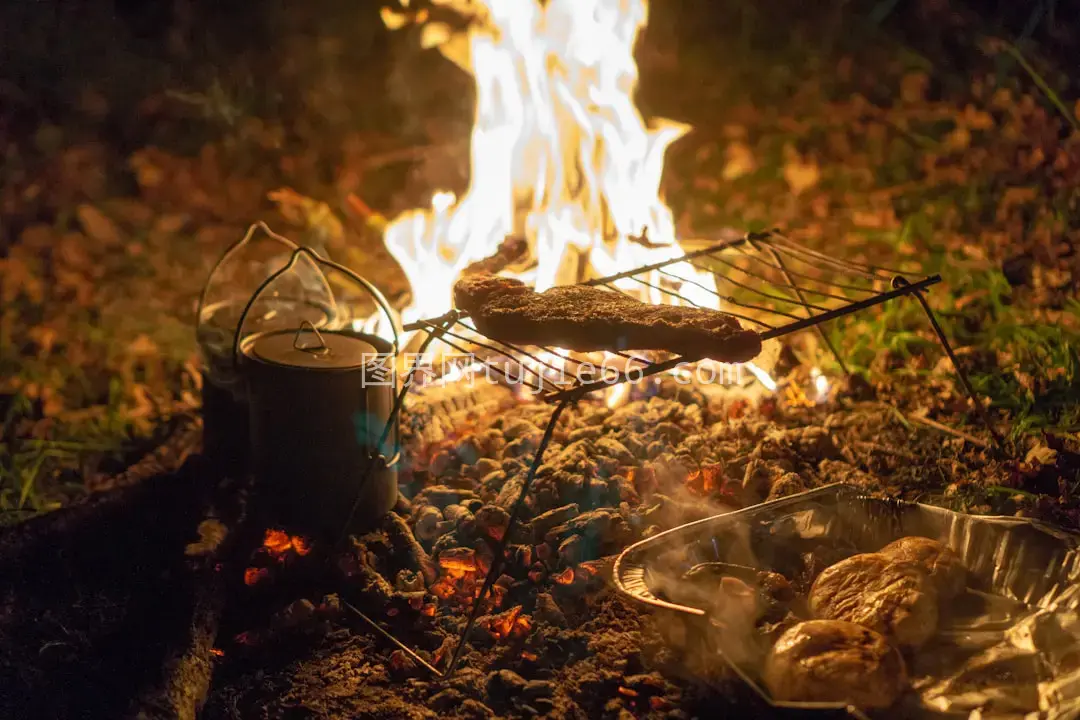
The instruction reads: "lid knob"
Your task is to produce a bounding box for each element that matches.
[293,321,329,355]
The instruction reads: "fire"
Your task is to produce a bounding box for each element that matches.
[372,0,784,400]
[376,0,722,330]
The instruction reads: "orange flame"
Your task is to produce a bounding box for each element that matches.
[369,0,725,351]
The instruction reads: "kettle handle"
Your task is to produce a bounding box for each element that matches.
[230,246,402,365]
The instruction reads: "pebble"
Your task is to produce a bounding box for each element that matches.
[486,668,528,701]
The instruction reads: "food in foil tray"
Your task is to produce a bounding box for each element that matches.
[619,486,1080,716]
[762,619,908,709]
[809,552,940,649]
[879,535,967,600]
[679,536,968,709]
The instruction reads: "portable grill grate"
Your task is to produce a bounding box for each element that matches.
[340,228,1004,682]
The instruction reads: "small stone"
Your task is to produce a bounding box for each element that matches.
[568,425,604,442]
[486,669,528,702]
[595,437,635,466]
[523,679,554,699]
[458,698,495,719]
[473,457,501,478]
[274,598,316,629]
[534,592,566,626]
[429,688,466,711]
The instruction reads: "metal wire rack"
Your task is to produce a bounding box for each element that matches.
[341,228,1003,681]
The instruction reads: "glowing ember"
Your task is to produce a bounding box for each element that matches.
[438,548,478,577]
[483,605,533,642]
[210,647,225,658]
[244,567,270,586]
[553,567,576,585]
[264,529,292,554]
[259,528,312,559]
[292,535,312,556]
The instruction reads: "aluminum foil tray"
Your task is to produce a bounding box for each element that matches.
[614,484,1080,719]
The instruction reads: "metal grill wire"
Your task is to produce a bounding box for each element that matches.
[400,230,942,402]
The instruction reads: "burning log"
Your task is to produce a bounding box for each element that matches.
[461,234,529,277]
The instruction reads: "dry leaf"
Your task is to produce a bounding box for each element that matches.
[944,126,971,152]
[900,72,928,104]
[722,142,756,180]
[782,152,820,196]
[128,334,160,357]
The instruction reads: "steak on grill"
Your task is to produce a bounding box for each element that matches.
[452,274,762,363]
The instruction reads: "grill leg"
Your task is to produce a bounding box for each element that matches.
[909,287,1006,451]
[443,399,571,675]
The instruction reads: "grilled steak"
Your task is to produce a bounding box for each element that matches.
[452,274,762,362]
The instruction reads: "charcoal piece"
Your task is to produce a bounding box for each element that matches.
[432,531,463,557]
[474,504,511,540]
[567,426,605,442]
[529,504,579,542]
[443,504,473,524]
[523,679,554,699]
[429,688,467,712]
[384,512,436,583]
[414,485,480,509]
[472,458,501,478]
[414,505,443,542]
[557,535,583,566]
[486,669,528,703]
[453,273,762,362]
[767,472,807,500]
[495,477,526,510]
[533,592,567,626]
[595,437,635,466]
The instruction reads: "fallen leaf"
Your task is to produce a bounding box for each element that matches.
[722,141,756,180]
[944,126,971,152]
[128,334,160,357]
[783,152,820,196]
[901,72,928,104]
[76,204,122,245]
[1025,445,1058,467]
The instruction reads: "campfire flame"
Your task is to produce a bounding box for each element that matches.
[375,0,719,317]
[374,0,779,397]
